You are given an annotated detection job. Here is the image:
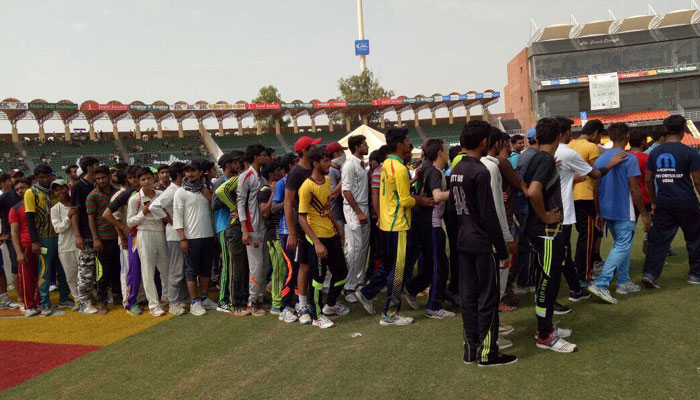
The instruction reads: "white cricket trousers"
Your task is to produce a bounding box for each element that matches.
[136,230,170,309]
[58,250,79,300]
[246,231,267,304]
[343,222,370,291]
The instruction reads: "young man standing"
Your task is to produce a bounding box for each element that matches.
[66,165,80,189]
[508,134,525,169]
[643,115,700,287]
[127,168,169,316]
[10,179,39,316]
[86,166,121,314]
[155,164,171,191]
[0,174,20,310]
[588,123,650,304]
[173,161,218,316]
[50,179,80,311]
[628,131,652,222]
[258,161,285,314]
[71,157,100,315]
[284,136,321,325]
[237,144,269,316]
[341,135,370,301]
[151,162,189,316]
[524,118,577,353]
[298,147,349,329]
[326,141,347,232]
[448,121,516,366]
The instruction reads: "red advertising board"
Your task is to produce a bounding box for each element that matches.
[81,104,129,111]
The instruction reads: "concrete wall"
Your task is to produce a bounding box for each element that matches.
[505,47,536,130]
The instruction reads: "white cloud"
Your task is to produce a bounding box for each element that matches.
[102,8,113,16]
[71,22,87,32]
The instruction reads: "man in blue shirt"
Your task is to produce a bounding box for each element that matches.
[643,115,700,288]
[274,153,300,323]
[587,123,650,304]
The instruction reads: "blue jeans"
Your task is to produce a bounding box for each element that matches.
[594,220,636,288]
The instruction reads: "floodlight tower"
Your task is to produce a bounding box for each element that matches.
[357,0,367,72]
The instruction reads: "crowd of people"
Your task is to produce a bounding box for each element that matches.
[0,114,698,368]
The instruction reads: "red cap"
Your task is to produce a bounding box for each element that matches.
[10,169,23,178]
[325,141,347,155]
[294,136,322,153]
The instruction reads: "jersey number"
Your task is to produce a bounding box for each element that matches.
[452,186,469,215]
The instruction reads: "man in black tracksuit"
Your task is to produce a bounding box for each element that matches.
[448,120,516,367]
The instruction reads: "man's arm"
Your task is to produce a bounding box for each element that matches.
[71,211,83,250]
[126,196,145,228]
[475,172,508,261]
[371,187,380,218]
[587,152,627,179]
[628,177,650,232]
[87,213,102,252]
[527,182,561,226]
[172,190,188,255]
[283,188,297,250]
[397,167,417,209]
[236,177,251,245]
[50,206,72,234]
[11,222,25,264]
[259,187,274,219]
[299,213,327,258]
[23,190,40,252]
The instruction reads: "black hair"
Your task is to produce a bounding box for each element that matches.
[651,127,666,142]
[79,156,99,172]
[65,164,78,175]
[230,150,246,164]
[114,162,129,170]
[581,119,604,136]
[169,162,185,181]
[126,165,140,177]
[308,146,329,166]
[136,167,153,179]
[535,118,561,145]
[13,178,30,187]
[217,152,237,169]
[385,128,409,153]
[0,173,10,184]
[459,120,491,150]
[509,134,524,145]
[449,145,461,162]
[261,161,281,181]
[348,135,366,153]
[608,122,630,142]
[114,168,127,186]
[280,153,296,173]
[94,165,111,176]
[628,130,647,148]
[33,165,53,177]
[423,138,445,162]
[663,115,686,136]
[246,144,267,163]
[488,127,507,150]
[157,164,170,172]
[555,116,575,135]
[266,147,275,157]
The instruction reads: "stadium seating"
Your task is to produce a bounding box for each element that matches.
[121,135,207,166]
[420,124,462,146]
[572,110,671,127]
[213,133,286,155]
[24,139,121,171]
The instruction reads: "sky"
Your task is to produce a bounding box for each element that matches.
[0,0,690,134]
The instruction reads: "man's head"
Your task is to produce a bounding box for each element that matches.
[385,128,411,157]
[348,135,369,157]
[629,130,647,149]
[651,127,666,144]
[13,178,30,198]
[663,115,687,138]
[246,144,268,166]
[218,152,237,175]
[325,141,347,160]
[136,167,155,191]
[581,119,604,143]
[526,127,537,146]
[65,165,79,181]
[94,165,111,190]
[369,145,389,170]
[50,179,69,201]
[157,164,170,185]
[79,156,99,175]
[169,162,185,184]
[0,173,11,192]
[459,120,491,156]
[535,118,561,146]
[184,161,203,182]
[33,165,53,189]
[487,127,508,156]
[424,138,447,167]
[510,134,525,152]
[230,150,246,174]
[113,168,127,187]
[266,147,276,159]
[555,116,575,143]
[608,122,630,145]
[280,153,296,174]
[126,165,140,190]
[308,146,331,175]
[294,136,322,158]
[261,161,283,182]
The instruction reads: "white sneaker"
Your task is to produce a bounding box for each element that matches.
[24,308,39,317]
[536,333,578,353]
[200,298,218,310]
[402,288,419,310]
[535,325,572,340]
[190,301,207,316]
[80,304,98,314]
[150,306,165,317]
[355,290,375,315]
[425,308,456,319]
[169,303,186,316]
[380,313,414,326]
[615,282,641,295]
[297,304,312,325]
[497,336,513,350]
[278,307,298,323]
[49,284,58,292]
[323,303,350,316]
[313,315,335,329]
[344,292,358,304]
[0,298,19,309]
[587,285,618,304]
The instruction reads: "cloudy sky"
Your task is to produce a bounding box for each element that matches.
[0,0,689,133]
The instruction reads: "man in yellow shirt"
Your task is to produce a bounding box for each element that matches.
[298,147,348,329]
[568,119,603,287]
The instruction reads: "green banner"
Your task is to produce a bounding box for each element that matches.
[129,104,169,111]
[347,100,372,106]
[28,102,78,110]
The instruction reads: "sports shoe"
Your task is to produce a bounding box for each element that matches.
[24,308,39,317]
[497,336,513,350]
[512,286,529,296]
[127,304,143,316]
[355,290,375,315]
[425,308,456,319]
[71,301,81,312]
[536,331,578,353]
[49,284,58,292]
[344,291,358,304]
[687,275,700,285]
[568,289,591,302]
[641,274,661,289]
[312,315,335,329]
[477,353,518,367]
[0,298,20,309]
[80,304,98,314]
[402,288,419,310]
[159,299,169,308]
[216,303,231,313]
[615,282,641,295]
[553,302,572,314]
[248,303,266,317]
[279,307,298,323]
[150,306,165,317]
[499,324,515,335]
[190,301,207,316]
[201,298,218,310]
[39,305,53,316]
[297,304,312,325]
[232,307,251,317]
[269,306,282,315]
[323,303,350,316]
[169,303,185,316]
[97,304,109,315]
[379,313,413,326]
[535,325,572,340]
[58,300,75,309]
[587,285,618,304]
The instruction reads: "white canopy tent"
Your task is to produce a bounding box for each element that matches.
[337,124,422,160]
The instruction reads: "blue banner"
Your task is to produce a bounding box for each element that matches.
[355,40,370,55]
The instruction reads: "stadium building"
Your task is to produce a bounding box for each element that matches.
[505,6,700,146]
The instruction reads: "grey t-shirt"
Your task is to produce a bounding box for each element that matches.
[329,165,344,223]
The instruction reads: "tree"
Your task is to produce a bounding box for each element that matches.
[337,69,394,128]
[252,85,289,129]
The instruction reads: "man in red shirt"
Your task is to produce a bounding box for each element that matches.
[629,131,651,217]
[9,179,40,316]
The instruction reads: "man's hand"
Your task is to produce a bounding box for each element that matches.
[641,214,651,233]
[142,204,151,215]
[650,203,656,217]
[201,187,212,202]
[357,211,368,225]
[605,151,628,169]
[76,236,85,251]
[93,239,103,253]
[180,239,189,255]
[506,239,518,255]
[0,234,9,241]
[573,175,586,184]
[31,242,41,255]
[121,240,128,250]
[286,233,297,251]
[543,207,562,225]
[338,230,345,244]
[595,215,604,231]
[415,196,435,207]
[68,207,77,218]
[270,181,277,192]
[230,210,239,220]
[314,241,328,258]
[242,230,251,246]
[119,224,130,236]
[16,251,26,265]
[499,259,509,269]
[503,192,509,203]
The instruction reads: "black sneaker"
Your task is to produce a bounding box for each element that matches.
[477,353,518,367]
[568,290,591,302]
[464,351,477,365]
[553,302,571,315]
[641,274,661,289]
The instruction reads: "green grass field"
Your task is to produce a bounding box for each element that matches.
[2,227,699,400]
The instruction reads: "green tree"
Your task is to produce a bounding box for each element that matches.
[252,85,289,129]
[337,69,394,128]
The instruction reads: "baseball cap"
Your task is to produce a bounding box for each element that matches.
[526,127,536,140]
[294,136,322,153]
[325,141,347,155]
[217,153,237,169]
[10,169,23,178]
[50,179,67,189]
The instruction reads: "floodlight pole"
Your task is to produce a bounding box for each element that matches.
[357,0,367,73]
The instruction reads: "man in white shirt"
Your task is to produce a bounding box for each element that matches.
[150,162,188,316]
[173,160,217,316]
[341,135,370,302]
[127,168,169,317]
[49,179,79,311]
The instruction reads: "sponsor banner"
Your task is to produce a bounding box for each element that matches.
[541,80,552,86]
[29,102,78,110]
[355,39,370,56]
[371,98,402,106]
[0,102,28,110]
[347,100,372,107]
[129,104,169,112]
[589,72,620,111]
[313,101,347,108]
[82,103,129,111]
[245,103,281,110]
[170,104,209,111]
[207,103,246,110]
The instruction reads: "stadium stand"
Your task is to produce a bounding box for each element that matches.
[121,135,207,166]
[571,110,671,127]
[23,139,121,171]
